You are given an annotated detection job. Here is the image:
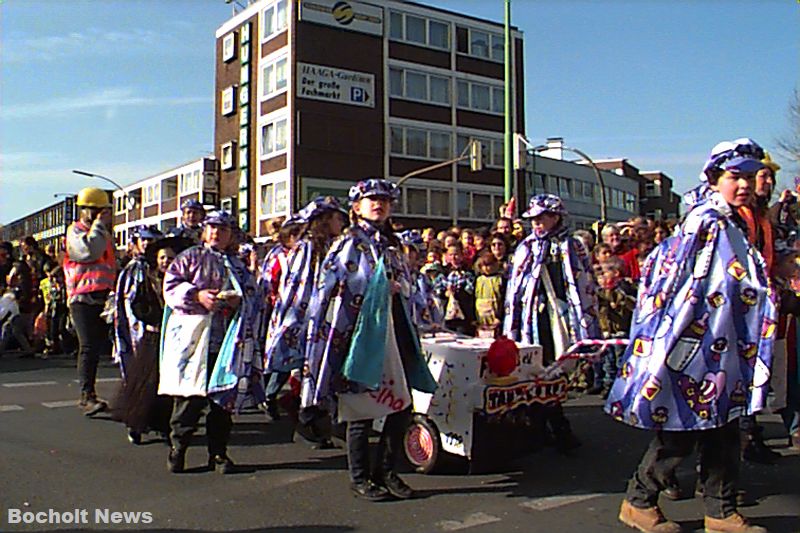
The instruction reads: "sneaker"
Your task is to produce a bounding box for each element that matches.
[82,395,107,417]
[127,429,142,445]
[351,480,390,502]
[376,472,414,499]
[704,512,767,533]
[208,454,235,474]
[167,447,186,473]
[618,499,681,533]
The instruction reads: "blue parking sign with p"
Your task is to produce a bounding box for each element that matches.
[351,86,367,103]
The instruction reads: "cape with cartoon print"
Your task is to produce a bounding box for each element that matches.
[604,192,778,431]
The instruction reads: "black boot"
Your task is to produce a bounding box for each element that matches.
[167,447,186,473]
[741,427,780,464]
[208,453,235,474]
[350,480,389,502]
[375,471,414,499]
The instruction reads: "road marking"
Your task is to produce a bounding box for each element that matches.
[42,400,79,408]
[2,380,58,388]
[0,405,24,412]
[438,512,502,531]
[72,378,121,383]
[520,493,610,512]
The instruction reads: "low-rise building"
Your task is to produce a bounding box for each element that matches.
[112,157,220,250]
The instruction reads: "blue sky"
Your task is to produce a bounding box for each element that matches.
[2,0,798,224]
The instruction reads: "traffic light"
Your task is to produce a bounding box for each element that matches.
[470,140,483,172]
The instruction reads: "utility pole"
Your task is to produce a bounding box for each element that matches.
[504,0,512,203]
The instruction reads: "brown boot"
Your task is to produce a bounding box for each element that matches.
[704,513,767,533]
[619,499,682,533]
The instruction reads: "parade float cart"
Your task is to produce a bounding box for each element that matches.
[402,332,570,474]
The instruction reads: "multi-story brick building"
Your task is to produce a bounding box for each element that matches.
[594,158,681,221]
[111,157,219,250]
[214,0,525,236]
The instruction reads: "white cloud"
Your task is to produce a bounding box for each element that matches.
[3,27,171,63]
[1,87,211,119]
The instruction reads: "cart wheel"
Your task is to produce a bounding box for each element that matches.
[404,414,440,474]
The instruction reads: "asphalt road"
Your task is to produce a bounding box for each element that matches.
[1,352,799,533]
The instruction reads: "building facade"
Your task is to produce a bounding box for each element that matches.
[214,0,525,237]
[112,157,219,250]
[0,195,82,251]
[639,171,681,220]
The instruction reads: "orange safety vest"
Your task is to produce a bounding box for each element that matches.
[738,205,774,275]
[63,220,116,300]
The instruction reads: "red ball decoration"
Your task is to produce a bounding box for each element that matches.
[486,336,519,377]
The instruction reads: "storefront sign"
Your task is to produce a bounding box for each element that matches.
[300,0,383,36]
[297,62,374,108]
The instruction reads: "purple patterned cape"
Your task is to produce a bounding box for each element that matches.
[161,245,265,412]
[604,192,778,431]
[410,271,444,328]
[302,221,433,409]
[113,256,162,380]
[502,227,600,346]
[263,238,324,372]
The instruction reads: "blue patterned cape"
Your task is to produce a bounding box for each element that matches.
[410,270,444,328]
[604,192,778,431]
[113,256,161,380]
[161,245,265,412]
[302,221,436,409]
[263,238,323,372]
[502,228,600,346]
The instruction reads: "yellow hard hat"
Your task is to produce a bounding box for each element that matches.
[76,187,111,208]
[762,152,781,175]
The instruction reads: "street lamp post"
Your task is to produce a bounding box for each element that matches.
[72,169,125,191]
[531,145,607,223]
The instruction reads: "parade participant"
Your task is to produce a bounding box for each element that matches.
[0,258,36,358]
[262,198,347,424]
[401,229,443,330]
[303,178,436,501]
[113,225,172,445]
[64,187,116,416]
[166,199,206,248]
[608,139,774,533]
[159,210,265,474]
[503,193,599,452]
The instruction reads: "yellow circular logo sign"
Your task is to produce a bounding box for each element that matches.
[331,1,355,25]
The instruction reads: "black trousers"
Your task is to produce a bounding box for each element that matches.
[346,408,411,484]
[69,302,106,396]
[626,422,740,519]
[169,396,232,456]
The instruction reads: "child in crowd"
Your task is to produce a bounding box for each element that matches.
[593,243,613,265]
[435,242,476,335]
[474,251,504,337]
[594,259,635,397]
[460,228,477,266]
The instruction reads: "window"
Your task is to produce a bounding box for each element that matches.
[625,192,638,212]
[388,11,450,50]
[390,125,452,160]
[222,33,236,62]
[221,86,235,115]
[470,30,489,58]
[645,181,662,198]
[221,142,235,171]
[260,116,288,158]
[262,0,288,42]
[389,68,451,106]
[261,55,288,99]
[260,180,289,217]
[456,80,503,114]
[407,188,427,215]
[460,28,504,62]
[163,178,178,200]
[557,177,571,198]
[430,190,450,217]
[143,184,160,205]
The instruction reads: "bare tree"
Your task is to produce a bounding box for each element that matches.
[777,88,800,174]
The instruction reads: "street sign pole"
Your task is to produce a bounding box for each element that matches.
[504,0,512,203]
